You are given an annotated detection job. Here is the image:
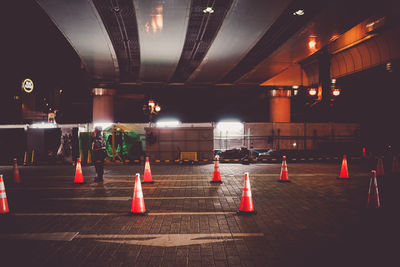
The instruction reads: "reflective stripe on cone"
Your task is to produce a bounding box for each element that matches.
[130,173,147,215]
[0,175,10,214]
[238,172,256,215]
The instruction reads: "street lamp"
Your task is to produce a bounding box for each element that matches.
[143,99,161,124]
[332,88,341,96]
[308,88,317,96]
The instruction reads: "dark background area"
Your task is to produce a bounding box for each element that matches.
[1,1,399,152]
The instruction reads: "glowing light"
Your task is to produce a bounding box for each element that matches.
[30,122,57,128]
[155,105,161,112]
[292,85,299,89]
[93,122,113,130]
[156,119,180,128]
[332,89,341,96]
[293,9,304,16]
[146,5,163,33]
[216,120,243,132]
[293,142,297,147]
[308,88,317,96]
[22,78,34,93]
[331,79,336,84]
[308,39,316,50]
[203,7,214,14]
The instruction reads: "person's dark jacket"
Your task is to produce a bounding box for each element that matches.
[92,133,106,162]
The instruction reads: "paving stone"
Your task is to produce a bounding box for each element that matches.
[0,163,398,266]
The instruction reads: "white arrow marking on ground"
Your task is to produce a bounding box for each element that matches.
[78,233,264,247]
[0,232,263,247]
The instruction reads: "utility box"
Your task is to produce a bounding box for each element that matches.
[145,127,213,161]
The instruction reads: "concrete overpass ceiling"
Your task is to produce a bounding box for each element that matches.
[92,0,140,82]
[134,0,191,82]
[220,0,327,84]
[35,0,119,83]
[186,0,292,84]
[235,0,385,85]
[33,0,399,89]
[238,1,348,84]
[170,0,235,83]
[330,27,400,78]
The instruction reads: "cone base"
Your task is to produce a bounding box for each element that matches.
[142,181,154,184]
[129,211,148,216]
[237,210,257,215]
[73,181,86,185]
[210,181,223,184]
[336,177,351,180]
[278,180,291,183]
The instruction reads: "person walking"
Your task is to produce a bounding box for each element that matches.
[92,127,107,182]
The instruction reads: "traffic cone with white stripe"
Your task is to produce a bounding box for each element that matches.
[278,156,290,182]
[337,155,350,180]
[73,159,85,184]
[237,172,256,215]
[13,158,21,184]
[0,175,10,214]
[210,155,222,183]
[130,173,147,215]
[376,158,384,177]
[366,170,381,208]
[142,157,154,183]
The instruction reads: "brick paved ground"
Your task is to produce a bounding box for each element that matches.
[0,162,399,267]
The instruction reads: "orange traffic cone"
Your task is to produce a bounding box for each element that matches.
[13,158,21,184]
[210,155,222,183]
[278,156,290,182]
[0,175,10,214]
[237,172,256,215]
[73,159,85,184]
[130,173,147,215]
[376,158,384,177]
[366,170,381,208]
[143,157,154,184]
[337,155,350,180]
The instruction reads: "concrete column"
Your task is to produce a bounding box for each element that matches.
[92,88,115,123]
[269,89,291,123]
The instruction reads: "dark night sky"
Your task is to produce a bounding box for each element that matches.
[1,1,400,150]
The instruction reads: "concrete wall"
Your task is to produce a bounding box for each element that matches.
[145,127,214,160]
[244,122,360,151]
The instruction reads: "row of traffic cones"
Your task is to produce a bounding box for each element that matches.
[109,154,389,213]
[2,154,386,216]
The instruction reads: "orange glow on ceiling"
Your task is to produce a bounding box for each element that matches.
[145,5,163,33]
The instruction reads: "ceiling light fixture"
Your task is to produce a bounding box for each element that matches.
[308,39,316,50]
[293,9,304,16]
[203,7,214,14]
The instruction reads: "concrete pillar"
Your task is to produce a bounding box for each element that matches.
[92,88,115,123]
[269,89,291,122]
